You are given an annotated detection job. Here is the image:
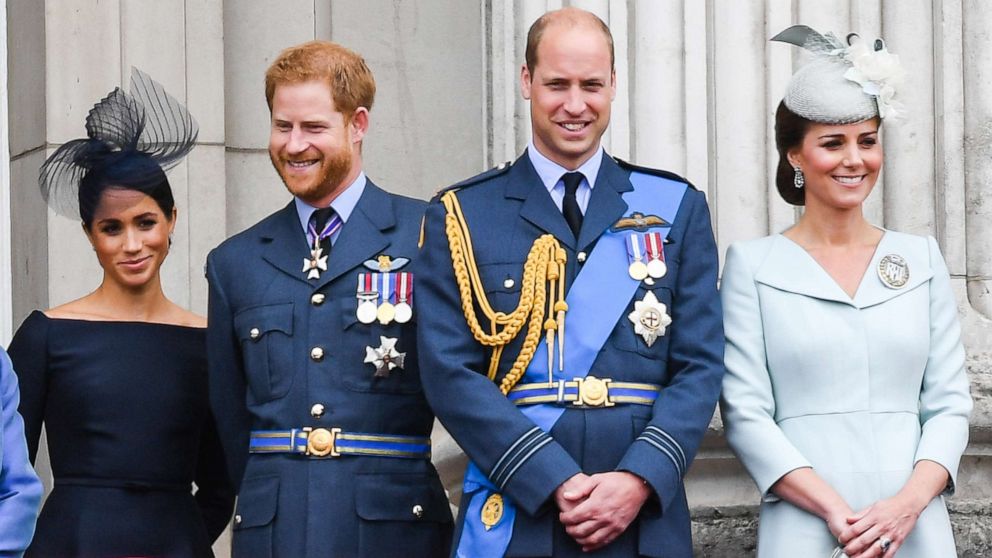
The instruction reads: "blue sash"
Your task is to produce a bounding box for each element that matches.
[456,172,688,557]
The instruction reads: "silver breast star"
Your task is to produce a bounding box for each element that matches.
[364,336,406,378]
[627,290,672,347]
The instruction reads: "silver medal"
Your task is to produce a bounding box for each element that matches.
[394,302,413,324]
[646,258,667,279]
[357,300,378,324]
[877,254,909,289]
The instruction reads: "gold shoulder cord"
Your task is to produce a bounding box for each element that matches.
[441,190,568,394]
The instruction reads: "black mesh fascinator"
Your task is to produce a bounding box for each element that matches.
[39,68,198,220]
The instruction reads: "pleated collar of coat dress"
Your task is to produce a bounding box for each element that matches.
[753,230,934,309]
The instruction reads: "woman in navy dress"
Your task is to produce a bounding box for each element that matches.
[7,68,234,557]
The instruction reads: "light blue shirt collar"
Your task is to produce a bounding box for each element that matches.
[294,172,367,240]
[526,142,603,213]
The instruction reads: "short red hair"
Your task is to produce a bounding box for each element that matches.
[264,40,376,118]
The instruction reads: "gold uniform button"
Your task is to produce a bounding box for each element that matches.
[412,504,424,518]
[310,347,324,361]
[311,293,326,305]
[249,327,260,340]
[234,514,242,525]
[310,403,325,418]
[577,251,587,263]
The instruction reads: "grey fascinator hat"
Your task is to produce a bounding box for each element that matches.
[772,25,906,123]
[39,68,198,220]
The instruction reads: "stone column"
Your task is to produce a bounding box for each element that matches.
[6,0,47,331]
[963,0,992,323]
[711,1,767,254]
[1,0,12,341]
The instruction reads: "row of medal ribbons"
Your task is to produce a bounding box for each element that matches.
[625,231,667,282]
[357,271,413,325]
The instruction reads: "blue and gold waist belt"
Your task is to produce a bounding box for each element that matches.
[507,376,661,408]
[249,427,431,459]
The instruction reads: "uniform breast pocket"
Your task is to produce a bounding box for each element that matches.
[611,285,674,359]
[339,300,423,394]
[234,302,295,403]
[479,261,525,315]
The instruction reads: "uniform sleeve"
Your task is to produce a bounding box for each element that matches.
[913,236,972,491]
[193,407,236,542]
[416,200,582,516]
[205,251,251,492]
[614,190,726,513]
[0,347,43,556]
[718,242,812,500]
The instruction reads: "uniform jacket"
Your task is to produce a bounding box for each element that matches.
[207,181,453,558]
[416,152,725,557]
[719,232,973,557]
[0,347,42,557]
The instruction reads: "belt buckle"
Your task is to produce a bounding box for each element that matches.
[304,427,341,457]
[574,376,614,407]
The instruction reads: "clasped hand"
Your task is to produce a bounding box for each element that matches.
[554,472,651,552]
[837,495,921,557]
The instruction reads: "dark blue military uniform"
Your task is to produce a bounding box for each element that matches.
[416,153,724,557]
[207,181,453,558]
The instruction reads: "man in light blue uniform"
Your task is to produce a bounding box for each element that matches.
[417,7,724,558]
[0,347,42,557]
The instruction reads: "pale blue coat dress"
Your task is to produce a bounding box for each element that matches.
[720,231,972,557]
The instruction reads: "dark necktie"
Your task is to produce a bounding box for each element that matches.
[561,172,584,238]
[310,207,337,256]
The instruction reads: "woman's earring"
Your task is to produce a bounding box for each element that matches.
[793,167,805,189]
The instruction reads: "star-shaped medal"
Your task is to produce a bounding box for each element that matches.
[627,291,672,347]
[303,246,328,279]
[364,336,406,378]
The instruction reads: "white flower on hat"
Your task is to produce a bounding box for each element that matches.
[840,37,906,119]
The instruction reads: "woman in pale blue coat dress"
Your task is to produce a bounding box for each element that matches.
[720,26,973,558]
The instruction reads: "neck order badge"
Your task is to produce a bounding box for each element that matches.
[303,208,341,280]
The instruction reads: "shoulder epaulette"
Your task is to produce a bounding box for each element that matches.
[613,157,699,191]
[431,161,513,202]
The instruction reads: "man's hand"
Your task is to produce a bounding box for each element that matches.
[554,473,594,514]
[558,471,651,552]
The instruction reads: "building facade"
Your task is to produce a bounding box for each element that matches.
[3,1,990,555]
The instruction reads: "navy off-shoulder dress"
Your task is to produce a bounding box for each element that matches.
[8,310,235,558]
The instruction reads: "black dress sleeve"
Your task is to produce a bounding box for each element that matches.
[7,311,50,463]
[193,407,236,542]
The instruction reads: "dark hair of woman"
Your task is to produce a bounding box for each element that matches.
[774,101,812,207]
[78,151,175,229]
